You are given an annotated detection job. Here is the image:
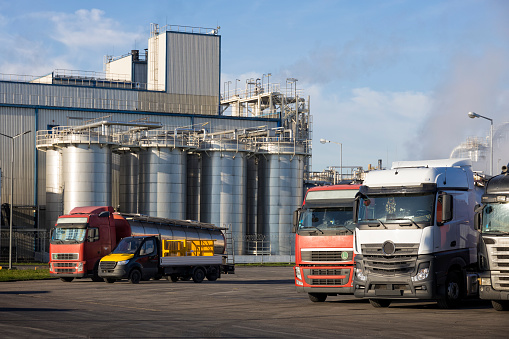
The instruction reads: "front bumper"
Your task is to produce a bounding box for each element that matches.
[295,265,354,294]
[98,264,128,279]
[354,255,436,300]
[49,261,86,278]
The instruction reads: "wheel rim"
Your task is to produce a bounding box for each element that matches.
[447,281,459,300]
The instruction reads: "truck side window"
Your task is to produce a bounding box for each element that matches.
[87,228,99,242]
[141,239,155,256]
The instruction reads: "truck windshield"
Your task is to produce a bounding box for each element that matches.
[482,203,509,234]
[358,193,434,226]
[112,237,143,254]
[299,207,354,231]
[51,228,87,244]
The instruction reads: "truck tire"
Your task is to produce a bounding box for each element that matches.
[492,300,509,311]
[206,266,219,281]
[60,277,74,283]
[192,267,205,283]
[308,293,327,302]
[106,278,116,284]
[369,299,391,308]
[169,274,179,282]
[437,271,462,309]
[129,269,142,284]
[91,261,104,282]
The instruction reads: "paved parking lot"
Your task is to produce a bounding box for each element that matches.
[0,266,507,338]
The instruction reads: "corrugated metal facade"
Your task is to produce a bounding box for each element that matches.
[0,106,36,206]
[166,32,220,97]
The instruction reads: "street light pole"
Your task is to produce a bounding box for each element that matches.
[468,112,493,175]
[0,130,31,269]
[320,138,343,183]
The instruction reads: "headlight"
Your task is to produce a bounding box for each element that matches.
[355,268,367,282]
[295,267,302,280]
[411,264,430,282]
[480,277,491,286]
[117,260,130,266]
[77,262,83,271]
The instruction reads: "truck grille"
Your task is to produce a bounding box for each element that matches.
[485,238,509,291]
[99,261,117,270]
[361,243,418,275]
[303,268,351,286]
[301,250,353,262]
[55,268,75,273]
[52,253,79,260]
[54,263,75,267]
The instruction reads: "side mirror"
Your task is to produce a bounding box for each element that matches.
[292,209,301,233]
[99,211,110,218]
[442,194,453,223]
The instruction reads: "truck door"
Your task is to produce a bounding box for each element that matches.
[137,238,159,279]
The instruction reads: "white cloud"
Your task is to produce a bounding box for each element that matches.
[309,85,432,171]
[48,9,143,51]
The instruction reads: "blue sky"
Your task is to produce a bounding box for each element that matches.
[1,0,508,172]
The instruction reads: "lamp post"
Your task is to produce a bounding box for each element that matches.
[468,111,493,175]
[0,130,31,270]
[320,138,342,183]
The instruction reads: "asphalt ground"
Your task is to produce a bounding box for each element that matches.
[0,266,507,338]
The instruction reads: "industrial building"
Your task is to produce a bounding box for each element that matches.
[0,24,311,261]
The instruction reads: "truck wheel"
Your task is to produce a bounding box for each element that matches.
[369,299,391,308]
[106,278,116,284]
[437,271,462,309]
[170,274,179,282]
[492,300,509,311]
[60,277,74,283]
[91,262,104,282]
[129,269,142,284]
[192,267,206,283]
[206,266,219,281]
[308,293,327,302]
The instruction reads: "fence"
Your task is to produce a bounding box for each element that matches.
[0,230,49,263]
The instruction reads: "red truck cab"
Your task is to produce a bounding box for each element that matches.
[293,184,360,302]
[49,206,128,282]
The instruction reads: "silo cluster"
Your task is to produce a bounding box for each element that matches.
[37,122,308,255]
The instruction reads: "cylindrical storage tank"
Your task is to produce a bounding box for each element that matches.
[45,149,63,228]
[186,153,201,220]
[138,147,186,219]
[119,152,139,213]
[246,155,258,254]
[258,142,305,255]
[200,140,247,255]
[61,143,112,214]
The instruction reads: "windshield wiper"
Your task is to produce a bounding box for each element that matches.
[301,226,324,234]
[387,218,420,228]
[483,230,509,236]
[363,219,387,229]
[332,225,354,234]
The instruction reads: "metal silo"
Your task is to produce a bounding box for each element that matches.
[246,155,258,253]
[61,143,113,214]
[138,146,187,220]
[186,153,201,220]
[258,142,305,255]
[200,139,247,255]
[119,152,139,213]
[45,149,63,228]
